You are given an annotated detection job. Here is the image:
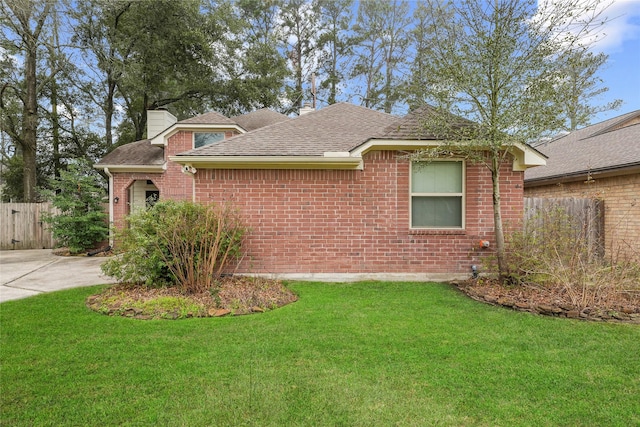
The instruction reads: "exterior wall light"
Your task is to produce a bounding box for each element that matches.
[114,197,119,204]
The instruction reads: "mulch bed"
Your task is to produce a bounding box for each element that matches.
[86,277,298,320]
[454,278,640,324]
[52,246,113,257]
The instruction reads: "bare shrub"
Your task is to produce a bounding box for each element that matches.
[504,205,640,310]
[153,201,246,293]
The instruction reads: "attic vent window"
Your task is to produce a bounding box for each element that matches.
[194,132,224,148]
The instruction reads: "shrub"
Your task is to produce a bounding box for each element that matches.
[102,200,246,293]
[503,205,640,309]
[42,162,109,254]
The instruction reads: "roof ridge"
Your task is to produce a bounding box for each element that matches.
[178,110,235,125]
[583,110,640,138]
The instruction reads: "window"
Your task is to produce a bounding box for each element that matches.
[194,132,224,148]
[411,160,464,228]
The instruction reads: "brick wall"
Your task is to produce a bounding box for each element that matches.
[162,131,195,201]
[525,173,640,261]
[195,151,524,275]
[110,131,195,229]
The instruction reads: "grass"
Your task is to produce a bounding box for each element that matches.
[1,281,639,426]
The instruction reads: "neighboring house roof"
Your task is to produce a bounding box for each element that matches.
[177,103,397,157]
[95,140,164,171]
[525,110,640,185]
[232,109,290,131]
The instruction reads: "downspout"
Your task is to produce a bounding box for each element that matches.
[104,167,114,246]
[192,172,196,202]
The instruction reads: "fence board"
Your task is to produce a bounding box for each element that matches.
[524,197,605,260]
[0,203,59,250]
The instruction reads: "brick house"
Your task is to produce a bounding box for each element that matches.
[96,103,545,280]
[524,110,640,262]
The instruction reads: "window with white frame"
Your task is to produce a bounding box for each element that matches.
[410,160,464,228]
[194,132,224,148]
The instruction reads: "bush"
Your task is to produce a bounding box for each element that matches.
[42,162,109,254]
[503,205,640,309]
[102,200,246,293]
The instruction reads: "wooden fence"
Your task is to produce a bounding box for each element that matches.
[0,203,60,250]
[524,197,605,260]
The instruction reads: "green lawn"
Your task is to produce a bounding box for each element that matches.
[1,282,638,426]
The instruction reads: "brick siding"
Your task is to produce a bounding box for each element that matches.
[110,131,195,229]
[525,173,640,261]
[194,151,524,275]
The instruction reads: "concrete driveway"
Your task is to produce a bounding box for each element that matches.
[0,250,116,303]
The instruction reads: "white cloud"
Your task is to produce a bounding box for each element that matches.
[592,1,640,52]
[533,0,640,52]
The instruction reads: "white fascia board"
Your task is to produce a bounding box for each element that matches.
[93,164,166,173]
[169,155,363,170]
[353,138,547,171]
[511,142,547,171]
[351,139,442,157]
[323,151,351,157]
[150,123,246,146]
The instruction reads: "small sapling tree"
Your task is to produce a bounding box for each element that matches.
[409,0,613,278]
[43,161,108,254]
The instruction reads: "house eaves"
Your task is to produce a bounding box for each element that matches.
[93,164,166,173]
[172,139,546,172]
[352,139,546,171]
[170,153,362,170]
[525,162,640,187]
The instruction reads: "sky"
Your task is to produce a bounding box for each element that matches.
[586,0,640,121]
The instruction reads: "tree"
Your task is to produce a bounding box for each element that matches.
[350,0,412,113]
[42,160,108,254]
[317,0,353,105]
[0,0,54,201]
[405,2,436,110]
[410,0,610,278]
[71,0,133,149]
[73,0,228,141]
[555,48,622,131]
[281,0,321,113]
[218,0,289,115]
[116,0,226,139]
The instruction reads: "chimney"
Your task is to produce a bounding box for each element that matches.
[299,102,315,116]
[147,109,177,139]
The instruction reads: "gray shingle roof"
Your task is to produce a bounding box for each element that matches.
[96,140,164,166]
[232,109,290,131]
[525,110,640,182]
[178,111,237,125]
[178,103,398,157]
[380,104,473,140]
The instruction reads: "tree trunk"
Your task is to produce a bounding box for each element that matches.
[105,78,116,148]
[22,41,38,202]
[491,154,506,278]
[329,39,337,104]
